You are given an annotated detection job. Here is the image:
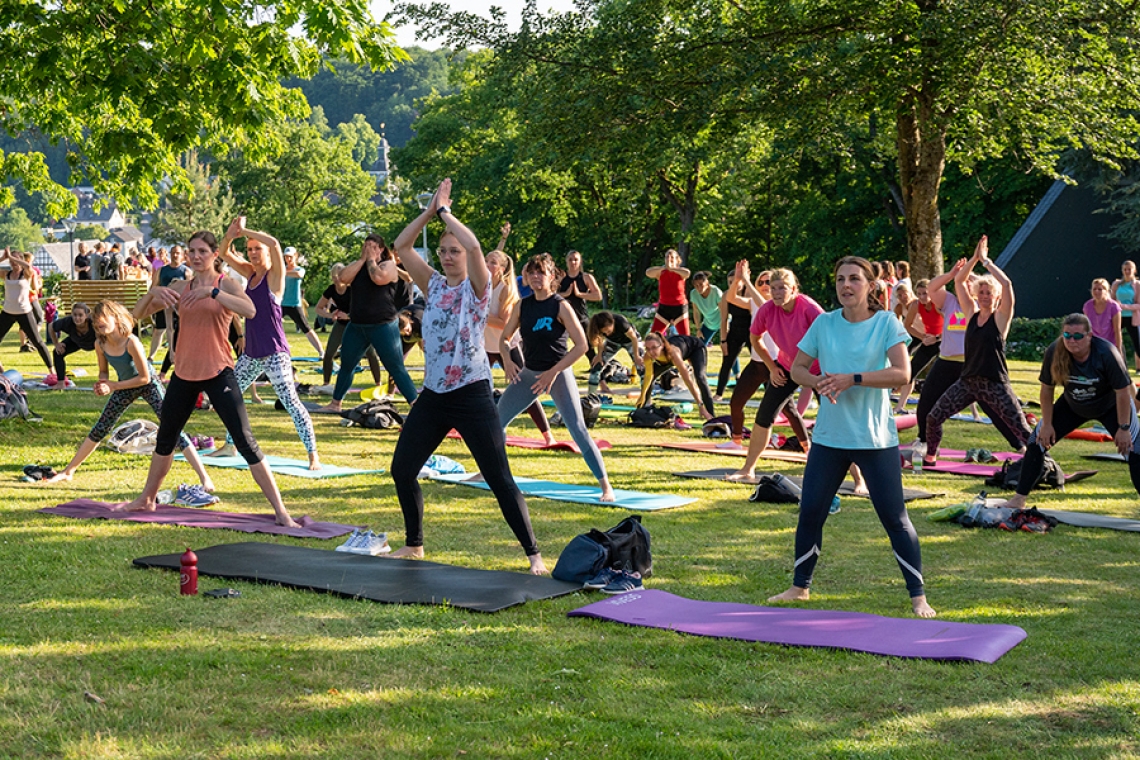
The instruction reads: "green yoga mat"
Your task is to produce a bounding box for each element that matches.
[176,452,384,479]
[427,473,695,511]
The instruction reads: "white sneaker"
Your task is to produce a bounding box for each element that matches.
[356,531,391,556]
[335,529,364,552]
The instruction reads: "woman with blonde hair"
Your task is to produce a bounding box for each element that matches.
[0,248,52,374]
[1083,277,1123,354]
[1111,260,1140,372]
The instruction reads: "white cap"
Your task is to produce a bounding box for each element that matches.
[283,246,297,256]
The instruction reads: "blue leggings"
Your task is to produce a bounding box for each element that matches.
[333,320,417,403]
[793,444,925,598]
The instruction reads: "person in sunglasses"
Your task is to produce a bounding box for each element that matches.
[923,236,1033,465]
[1001,313,1140,510]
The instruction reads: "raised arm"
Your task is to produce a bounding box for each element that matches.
[953,254,977,322]
[984,257,1015,334]
[927,261,962,311]
[393,185,442,293]
[434,180,488,295]
[243,224,286,296]
[218,218,256,281]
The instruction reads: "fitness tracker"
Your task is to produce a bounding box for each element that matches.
[210,287,220,300]
[853,373,863,386]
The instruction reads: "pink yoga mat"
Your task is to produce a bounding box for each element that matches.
[40,499,356,539]
[569,589,1026,663]
[446,430,611,453]
[655,441,808,462]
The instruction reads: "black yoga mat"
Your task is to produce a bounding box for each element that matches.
[134,542,582,613]
[674,468,940,501]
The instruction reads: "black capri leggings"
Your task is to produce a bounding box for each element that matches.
[52,337,93,379]
[154,368,262,464]
[909,340,941,379]
[0,310,52,372]
[716,321,751,397]
[281,305,312,334]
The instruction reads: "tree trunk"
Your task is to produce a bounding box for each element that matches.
[657,162,700,264]
[897,90,947,281]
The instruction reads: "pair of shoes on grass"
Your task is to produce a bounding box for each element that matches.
[335,529,391,556]
[964,448,997,463]
[583,567,643,594]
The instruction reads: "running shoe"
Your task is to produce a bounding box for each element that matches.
[674,418,692,431]
[829,496,841,515]
[173,483,219,507]
[583,567,620,590]
[601,570,643,595]
[355,530,391,556]
[335,529,365,552]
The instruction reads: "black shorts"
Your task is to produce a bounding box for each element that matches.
[281,305,312,334]
[655,303,686,322]
[153,310,167,329]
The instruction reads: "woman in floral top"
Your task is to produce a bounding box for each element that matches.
[388,179,546,574]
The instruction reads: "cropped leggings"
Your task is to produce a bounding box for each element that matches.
[88,377,192,450]
[391,381,538,555]
[0,311,52,372]
[228,351,317,454]
[323,320,381,386]
[497,366,608,484]
[915,357,1024,448]
[728,360,808,442]
[926,375,1033,456]
[154,368,262,464]
[487,346,550,435]
[794,444,925,598]
[334,320,417,404]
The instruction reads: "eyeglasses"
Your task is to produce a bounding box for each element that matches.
[758,279,770,286]
[437,247,464,257]
[1062,331,1087,340]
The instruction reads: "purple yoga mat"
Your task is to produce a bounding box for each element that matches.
[568,589,1026,663]
[40,499,357,539]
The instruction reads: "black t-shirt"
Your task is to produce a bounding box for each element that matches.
[349,265,412,324]
[52,316,97,350]
[559,272,590,323]
[668,333,705,362]
[606,313,636,346]
[74,254,91,281]
[400,303,424,346]
[322,284,352,322]
[520,294,568,372]
[1040,337,1131,418]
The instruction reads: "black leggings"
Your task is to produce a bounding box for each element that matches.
[1018,395,1140,497]
[650,348,715,413]
[795,444,925,597]
[323,320,382,385]
[390,380,538,555]
[281,305,312,334]
[160,315,180,375]
[154,368,262,464]
[909,340,941,379]
[487,346,551,435]
[52,337,94,379]
[715,322,751,396]
[0,310,52,371]
[915,357,1024,448]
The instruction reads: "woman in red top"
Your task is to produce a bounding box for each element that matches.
[894,279,944,414]
[646,249,691,335]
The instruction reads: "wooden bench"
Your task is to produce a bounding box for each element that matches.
[57,280,151,314]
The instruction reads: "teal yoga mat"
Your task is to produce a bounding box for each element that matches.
[427,473,695,511]
[176,452,384,479]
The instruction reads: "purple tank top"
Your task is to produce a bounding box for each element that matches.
[244,274,291,359]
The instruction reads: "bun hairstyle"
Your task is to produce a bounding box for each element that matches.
[1050,313,1093,388]
[188,231,218,250]
[832,256,883,312]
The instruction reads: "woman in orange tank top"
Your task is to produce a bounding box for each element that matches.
[115,230,296,527]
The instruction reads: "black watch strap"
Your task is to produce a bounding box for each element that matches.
[436,205,451,218]
[210,287,220,300]
[853,373,863,386]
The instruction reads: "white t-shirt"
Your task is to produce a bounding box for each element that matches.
[423,272,492,393]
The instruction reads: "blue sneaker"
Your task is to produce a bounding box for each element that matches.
[601,570,643,595]
[584,567,620,590]
[829,496,841,514]
[174,483,219,507]
[336,529,364,552]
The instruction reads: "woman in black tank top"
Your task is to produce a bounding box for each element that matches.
[637,332,716,420]
[924,236,1032,464]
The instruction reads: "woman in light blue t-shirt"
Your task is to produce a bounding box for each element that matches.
[771,255,935,619]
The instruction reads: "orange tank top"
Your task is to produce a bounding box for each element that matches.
[175,275,235,381]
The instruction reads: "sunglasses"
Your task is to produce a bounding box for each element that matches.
[757,279,770,286]
[1062,331,1087,340]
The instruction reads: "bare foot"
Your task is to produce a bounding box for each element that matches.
[852,481,870,497]
[543,434,558,446]
[528,553,548,575]
[724,469,755,482]
[114,495,158,513]
[768,586,810,603]
[599,482,616,503]
[276,515,299,529]
[308,452,321,471]
[317,401,342,414]
[999,494,1028,510]
[206,443,237,458]
[388,545,425,559]
[912,595,936,618]
[43,471,75,484]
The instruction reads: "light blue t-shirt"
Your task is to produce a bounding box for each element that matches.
[798,309,910,450]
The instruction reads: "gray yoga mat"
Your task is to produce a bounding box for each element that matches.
[1039,509,1140,533]
[134,542,581,613]
[674,468,939,501]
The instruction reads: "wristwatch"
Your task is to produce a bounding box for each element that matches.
[436,204,451,218]
[210,287,220,300]
[853,373,863,386]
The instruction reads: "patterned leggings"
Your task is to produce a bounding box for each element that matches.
[227,351,317,454]
[926,375,1032,456]
[88,378,191,449]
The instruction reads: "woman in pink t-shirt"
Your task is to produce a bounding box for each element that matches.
[1083,278,1123,354]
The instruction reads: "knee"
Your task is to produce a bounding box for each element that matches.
[234,437,262,464]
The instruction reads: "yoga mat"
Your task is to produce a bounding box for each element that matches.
[904,459,1098,484]
[568,589,1027,663]
[950,413,993,424]
[41,500,355,539]
[445,430,612,453]
[427,473,695,511]
[133,542,580,613]
[1084,452,1128,462]
[899,446,1021,463]
[176,452,384,479]
[1066,429,1113,442]
[673,468,939,501]
[654,440,808,463]
[1039,509,1140,533]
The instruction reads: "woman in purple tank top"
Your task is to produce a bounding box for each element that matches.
[212,216,320,469]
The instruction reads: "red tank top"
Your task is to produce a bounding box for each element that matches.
[918,301,944,336]
[175,275,235,381]
[658,269,686,306]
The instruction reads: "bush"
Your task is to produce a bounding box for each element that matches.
[1006,316,1062,361]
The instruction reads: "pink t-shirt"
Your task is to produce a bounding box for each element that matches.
[751,294,824,372]
[1083,298,1122,343]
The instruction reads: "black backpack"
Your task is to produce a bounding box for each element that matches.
[984,454,1065,491]
[340,398,405,429]
[0,374,32,420]
[629,404,676,428]
[600,360,631,385]
[552,515,653,583]
[581,394,602,428]
[749,475,801,504]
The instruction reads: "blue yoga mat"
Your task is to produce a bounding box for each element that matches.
[176,452,384,479]
[428,473,695,511]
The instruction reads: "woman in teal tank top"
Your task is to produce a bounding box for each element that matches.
[43,301,212,487]
[1111,260,1140,372]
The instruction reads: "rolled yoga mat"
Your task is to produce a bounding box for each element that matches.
[134,542,582,613]
[41,499,356,539]
[176,452,385,479]
[568,589,1027,663]
[673,468,940,501]
[427,473,696,511]
[446,429,612,453]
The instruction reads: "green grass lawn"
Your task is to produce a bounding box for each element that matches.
[2,332,1139,759]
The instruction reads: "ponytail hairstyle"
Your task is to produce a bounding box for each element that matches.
[833,256,883,312]
[588,311,616,347]
[92,300,135,343]
[486,249,519,313]
[1050,313,1093,388]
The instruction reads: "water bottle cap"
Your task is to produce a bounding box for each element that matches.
[181,548,198,564]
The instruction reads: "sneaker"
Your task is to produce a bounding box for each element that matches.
[583,567,620,590]
[173,483,219,507]
[674,418,692,431]
[601,570,643,595]
[336,529,366,552]
[355,531,391,556]
[829,495,841,514]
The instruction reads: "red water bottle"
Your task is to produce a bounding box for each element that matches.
[180,548,198,595]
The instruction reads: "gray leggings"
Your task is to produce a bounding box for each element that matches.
[497,366,608,484]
